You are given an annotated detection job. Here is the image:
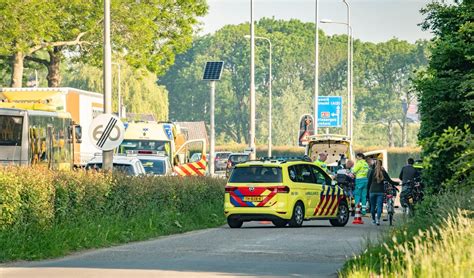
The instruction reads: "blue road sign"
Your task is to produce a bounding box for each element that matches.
[318,96,343,127]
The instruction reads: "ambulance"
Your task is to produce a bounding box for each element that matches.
[117,121,207,176]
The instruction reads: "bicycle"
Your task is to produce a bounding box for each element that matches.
[384,181,399,226]
[401,177,424,216]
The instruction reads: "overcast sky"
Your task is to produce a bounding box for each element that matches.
[199,0,435,43]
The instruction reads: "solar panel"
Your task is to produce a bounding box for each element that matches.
[203,61,224,81]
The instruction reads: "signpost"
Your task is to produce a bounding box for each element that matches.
[89,114,125,151]
[317,96,343,128]
[298,114,315,147]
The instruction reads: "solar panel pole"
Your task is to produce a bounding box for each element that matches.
[209,81,216,176]
[249,0,256,160]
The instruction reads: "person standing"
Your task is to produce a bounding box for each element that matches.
[353,153,370,215]
[399,158,420,209]
[314,153,329,172]
[367,159,398,225]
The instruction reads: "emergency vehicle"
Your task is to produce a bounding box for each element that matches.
[117,121,207,176]
[0,87,103,166]
[224,158,350,228]
[305,134,387,171]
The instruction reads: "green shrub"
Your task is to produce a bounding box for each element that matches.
[0,168,226,262]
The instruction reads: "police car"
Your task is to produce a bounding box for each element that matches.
[224,157,350,228]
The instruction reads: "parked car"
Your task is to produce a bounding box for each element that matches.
[214,152,232,171]
[225,153,250,178]
[189,152,208,163]
[86,156,146,176]
[137,155,173,176]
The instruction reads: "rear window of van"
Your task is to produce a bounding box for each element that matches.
[229,166,282,183]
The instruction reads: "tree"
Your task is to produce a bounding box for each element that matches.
[0,0,208,87]
[415,0,473,190]
[355,39,428,146]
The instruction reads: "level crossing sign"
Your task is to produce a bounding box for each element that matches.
[318,96,343,127]
[89,114,125,151]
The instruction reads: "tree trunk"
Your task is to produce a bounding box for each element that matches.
[401,112,408,147]
[46,47,62,87]
[10,52,24,88]
[387,120,395,147]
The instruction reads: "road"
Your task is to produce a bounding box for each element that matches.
[1,219,383,278]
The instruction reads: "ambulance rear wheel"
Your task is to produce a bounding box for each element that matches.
[289,202,304,227]
[330,201,349,227]
[227,217,243,228]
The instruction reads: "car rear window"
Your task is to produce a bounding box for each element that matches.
[229,166,282,183]
[216,153,230,159]
[229,155,249,163]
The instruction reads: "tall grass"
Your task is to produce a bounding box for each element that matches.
[341,189,474,277]
[0,167,226,262]
[347,210,473,278]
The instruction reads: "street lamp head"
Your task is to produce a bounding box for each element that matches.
[320,19,334,23]
[244,35,251,39]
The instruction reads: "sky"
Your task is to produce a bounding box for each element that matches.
[199,0,435,43]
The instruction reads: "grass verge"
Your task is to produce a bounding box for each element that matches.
[0,167,226,262]
[340,189,473,277]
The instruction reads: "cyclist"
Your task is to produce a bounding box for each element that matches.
[399,158,420,210]
[367,159,399,226]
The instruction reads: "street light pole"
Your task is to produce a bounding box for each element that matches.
[342,0,352,140]
[249,0,256,160]
[245,35,272,157]
[320,18,353,140]
[314,0,319,136]
[112,62,121,118]
[103,0,113,171]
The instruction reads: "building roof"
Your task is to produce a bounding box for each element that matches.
[175,121,208,145]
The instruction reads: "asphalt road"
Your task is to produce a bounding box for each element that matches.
[1,218,384,278]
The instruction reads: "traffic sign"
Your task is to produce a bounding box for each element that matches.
[318,96,342,127]
[298,114,314,147]
[89,114,125,151]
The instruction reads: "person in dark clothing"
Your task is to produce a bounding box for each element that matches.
[367,159,398,225]
[399,158,420,209]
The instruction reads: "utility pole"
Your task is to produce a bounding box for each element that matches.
[103,0,113,171]
[314,0,319,135]
[249,0,256,160]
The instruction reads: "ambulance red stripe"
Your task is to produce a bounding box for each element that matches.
[257,191,277,207]
[187,163,204,176]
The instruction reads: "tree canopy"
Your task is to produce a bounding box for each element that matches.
[0,0,208,87]
[161,18,428,147]
[415,0,473,190]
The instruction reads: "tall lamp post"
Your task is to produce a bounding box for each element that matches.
[314,0,320,136]
[103,0,113,171]
[244,35,272,157]
[249,0,256,159]
[320,18,353,139]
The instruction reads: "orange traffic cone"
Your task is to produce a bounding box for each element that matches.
[352,203,364,224]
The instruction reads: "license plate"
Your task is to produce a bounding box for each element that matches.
[243,196,264,202]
